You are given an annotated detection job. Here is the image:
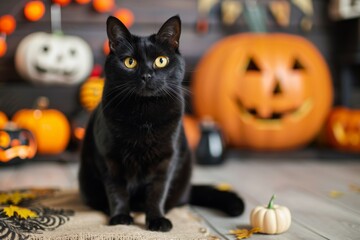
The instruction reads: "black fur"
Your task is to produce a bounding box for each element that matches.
[79,15,244,232]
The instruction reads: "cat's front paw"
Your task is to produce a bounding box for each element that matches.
[147,217,173,232]
[109,214,134,225]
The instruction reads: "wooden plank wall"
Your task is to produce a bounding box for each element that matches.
[0,0,337,118]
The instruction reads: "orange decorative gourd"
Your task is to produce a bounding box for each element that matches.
[12,97,71,154]
[192,33,333,150]
[326,107,360,152]
[80,76,105,112]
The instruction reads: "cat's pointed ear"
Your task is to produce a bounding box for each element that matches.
[156,15,181,50]
[106,16,131,51]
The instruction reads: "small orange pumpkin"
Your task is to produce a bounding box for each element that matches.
[192,33,333,150]
[80,76,105,111]
[326,107,360,152]
[12,97,71,155]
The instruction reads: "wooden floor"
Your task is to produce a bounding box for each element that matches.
[1,157,360,240]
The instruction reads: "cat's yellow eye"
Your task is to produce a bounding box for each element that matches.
[124,57,137,69]
[154,56,169,68]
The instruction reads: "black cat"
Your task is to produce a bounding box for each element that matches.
[79,15,244,232]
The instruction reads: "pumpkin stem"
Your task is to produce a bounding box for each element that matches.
[267,194,276,209]
[36,97,49,110]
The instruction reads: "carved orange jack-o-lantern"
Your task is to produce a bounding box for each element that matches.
[15,32,93,85]
[0,126,37,163]
[326,107,360,152]
[192,33,333,150]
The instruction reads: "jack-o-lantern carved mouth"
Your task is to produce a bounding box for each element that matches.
[35,64,76,77]
[234,97,313,123]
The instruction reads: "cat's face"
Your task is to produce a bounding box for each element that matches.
[104,16,185,98]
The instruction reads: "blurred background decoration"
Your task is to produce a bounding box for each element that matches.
[191,33,333,150]
[0,0,359,165]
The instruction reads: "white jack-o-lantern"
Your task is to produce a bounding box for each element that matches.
[329,0,360,20]
[15,32,93,85]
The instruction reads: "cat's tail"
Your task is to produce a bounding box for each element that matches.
[189,185,245,216]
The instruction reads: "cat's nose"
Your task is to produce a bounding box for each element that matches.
[141,73,152,82]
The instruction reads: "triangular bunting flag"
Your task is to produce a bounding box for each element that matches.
[221,0,243,25]
[269,0,291,27]
[292,0,313,16]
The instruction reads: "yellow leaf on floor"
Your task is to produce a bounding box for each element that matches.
[0,191,35,205]
[328,190,344,198]
[3,205,38,219]
[349,184,360,193]
[229,227,260,239]
[216,183,232,191]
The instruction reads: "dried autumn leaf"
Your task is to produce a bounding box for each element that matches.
[29,188,57,197]
[349,184,360,193]
[0,193,9,205]
[328,190,344,198]
[229,227,260,239]
[3,205,38,219]
[216,183,232,191]
[0,191,35,205]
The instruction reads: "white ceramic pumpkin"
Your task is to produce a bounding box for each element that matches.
[250,195,291,234]
[15,32,93,85]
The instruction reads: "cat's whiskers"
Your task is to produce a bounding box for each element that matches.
[165,82,192,97]
[161,88,180,103]
[102,84,136,111]
[113,86,137,110]
[160,84,185,104]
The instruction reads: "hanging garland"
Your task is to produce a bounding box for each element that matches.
[0,0,135,58]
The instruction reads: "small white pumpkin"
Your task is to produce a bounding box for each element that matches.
[250,195,291,234]
[15,32,93,85]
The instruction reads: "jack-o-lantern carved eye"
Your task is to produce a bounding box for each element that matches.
[42,45,49,53]
[292,58,305,70]
[246,57,261,71]
[69,49,77,56]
